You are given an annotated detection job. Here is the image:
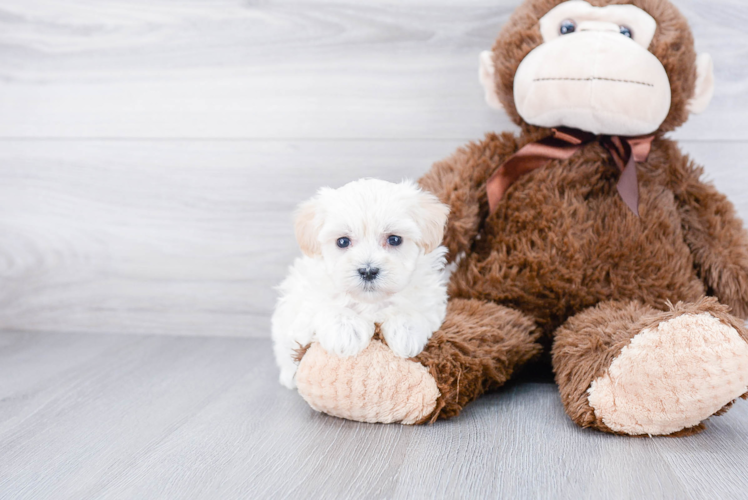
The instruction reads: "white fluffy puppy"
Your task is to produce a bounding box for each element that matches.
[272,178,450,389]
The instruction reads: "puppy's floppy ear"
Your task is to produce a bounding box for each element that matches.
[294,197,322,257]
[413,187,450,254]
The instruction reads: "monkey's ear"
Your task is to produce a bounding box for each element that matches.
[687,53,715,115]
[294,197,322,257]
[479,50,505,111]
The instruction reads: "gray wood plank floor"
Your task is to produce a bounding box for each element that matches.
[0,332,747,500]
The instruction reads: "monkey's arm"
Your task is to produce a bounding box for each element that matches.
[669,148,748,319]
[419,132,518,261]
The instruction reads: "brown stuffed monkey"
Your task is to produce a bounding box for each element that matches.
[293,0,748,436]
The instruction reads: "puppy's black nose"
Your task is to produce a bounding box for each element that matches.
[358,267,380,282]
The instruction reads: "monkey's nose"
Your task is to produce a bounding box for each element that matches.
[358,267,380,282]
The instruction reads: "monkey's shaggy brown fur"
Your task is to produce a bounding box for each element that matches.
[297,0,748,434]
[416,128,748,430]
[414,298,542,422]
[412,0,748,432]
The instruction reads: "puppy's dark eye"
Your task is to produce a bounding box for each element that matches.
[336,237,350,248]
[387,235,402,246]
[619,26,632,38]
[559,20,576,35]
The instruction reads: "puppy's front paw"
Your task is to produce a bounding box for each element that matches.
[381,315,432,358]
[316,312,375,357]
[279,369,297,390]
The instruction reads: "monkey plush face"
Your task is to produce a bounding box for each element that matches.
[515,2,670,135]
[480,0,715,135]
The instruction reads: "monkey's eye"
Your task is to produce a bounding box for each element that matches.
[559,20,576,35]
[387,235,403,246]
[619,26,633,38]
[336,237,350,248]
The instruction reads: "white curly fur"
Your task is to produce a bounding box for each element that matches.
[272,179,450,389]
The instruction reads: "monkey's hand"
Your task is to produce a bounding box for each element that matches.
[671,153,748,319]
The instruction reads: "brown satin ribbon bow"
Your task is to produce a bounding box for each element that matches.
[485,127,655,216]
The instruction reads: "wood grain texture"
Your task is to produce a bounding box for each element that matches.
[0,0,746,337]
[0,333,747,499]
[0,0,746,140]
[1,139,746,337]
[0,139,464,336]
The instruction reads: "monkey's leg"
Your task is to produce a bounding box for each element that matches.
[295,298,542,424]
[552,298,748,436]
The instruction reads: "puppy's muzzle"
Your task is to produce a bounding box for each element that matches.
[358,266,380,282]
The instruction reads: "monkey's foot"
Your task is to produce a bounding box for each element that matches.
[588,312,748,436]
[295,340,439,425]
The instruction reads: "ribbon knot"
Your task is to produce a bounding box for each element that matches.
[485,127,654,216]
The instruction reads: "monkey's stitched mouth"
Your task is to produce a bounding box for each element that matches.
[533,77,654,87]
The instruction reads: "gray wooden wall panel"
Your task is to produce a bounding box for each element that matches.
[0,0,746,338]
[1,333,747,499]
[1,140,745,337]
[0,139,463,336]
[0,0,746,141]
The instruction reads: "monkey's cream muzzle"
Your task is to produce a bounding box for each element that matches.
[514,19,671,136]
[479,0,715,135]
